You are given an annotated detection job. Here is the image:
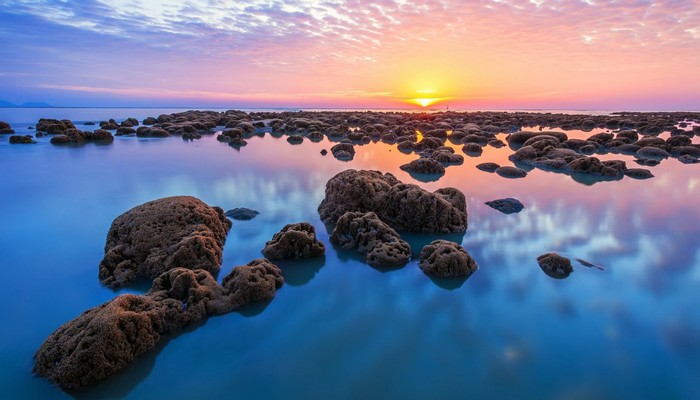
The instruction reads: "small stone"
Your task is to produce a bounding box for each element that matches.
[485,198,524,214]
[537,252,573,279]
[225,207,260,220]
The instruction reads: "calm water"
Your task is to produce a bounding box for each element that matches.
[1,109,699,399]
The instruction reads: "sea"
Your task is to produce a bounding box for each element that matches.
[1,108,698,399]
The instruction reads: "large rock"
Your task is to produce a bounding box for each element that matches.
[98,196,232,288]
[330,211,411,267]
[34,263,283,390]
[261,222,325,259]
[419,240,478,278]
[537,252,573,279]
[318,169,467,233]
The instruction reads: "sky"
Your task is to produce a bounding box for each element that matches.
[0,0,699,109]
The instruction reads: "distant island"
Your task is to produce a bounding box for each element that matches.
[0,100,53,108]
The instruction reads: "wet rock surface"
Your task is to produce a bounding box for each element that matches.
[225,207,260,220]
[330,211,411,268]
[262,222,326,259]
[98,196,232,288]
[485,198,524,214]
[537,252,573,279]
[34,262,283,390]
[419,240,478,278]
[318,169,468,233]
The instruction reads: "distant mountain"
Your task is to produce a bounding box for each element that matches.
[0,101,53,108]
[20,102,53,108]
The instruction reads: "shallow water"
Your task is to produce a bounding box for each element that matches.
[1,110,699,399]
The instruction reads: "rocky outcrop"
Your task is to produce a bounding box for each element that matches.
[419,240,478,278]
[330,211,411,268]
[318,170,468,233]
[98,196,232,288]
[537,252,573,279]
[261,222,325,259]
[485,198,524,214]
[34,262,283,390]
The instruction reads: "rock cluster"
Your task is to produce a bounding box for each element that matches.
[34,261,283,390]
[318,169,467,233]
[98,196,232,288]
[261,222,326,259]
[330,211,411,268]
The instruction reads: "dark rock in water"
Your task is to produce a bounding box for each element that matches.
[537,252,573,279]
[225,207,259,220]
[320,149,328,156]
[139,127,169,137]
[461,143,483,156]
[0,120,15,134]
[262,222,325,260]
[429,148,464,165]
[287,135,303,144]
[142,117,157,125]
[330,211,411,268]
[87,129,114,143]
[637,147,670,160]
[635,158,660,167]
[318,169,467,233]
[37,118,76,134]
[182,131,201,140]
[496,166,527,178]
[9,135,36,144]
[624,168,654,179]
[331,143,355,161]
[98,196,232,289]
[419,240,477,278]
[84,122,96,126]
[485,198,524,214]
[678,155,700,164]
[116,127,136,135]
[34,262,283,390]
[476,162,500,172]
[400,158,445,174]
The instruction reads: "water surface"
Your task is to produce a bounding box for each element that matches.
[0,110,699,399]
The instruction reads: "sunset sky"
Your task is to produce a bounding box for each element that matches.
[1,0,699,109]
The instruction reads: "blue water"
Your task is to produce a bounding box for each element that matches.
[1,109,699,399]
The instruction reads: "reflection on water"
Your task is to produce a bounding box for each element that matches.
[0,115,699,399]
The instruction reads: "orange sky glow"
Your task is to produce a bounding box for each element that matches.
[1,0,699,109]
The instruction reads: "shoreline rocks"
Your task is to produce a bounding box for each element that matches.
[98,196,232,288]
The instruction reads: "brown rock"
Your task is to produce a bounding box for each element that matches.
[261,222,325,259]
[330,211,411,267]
[98,196,232,288]
[537,252,573,279]
[419,240,478,278]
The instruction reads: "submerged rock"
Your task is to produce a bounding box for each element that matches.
[318,169,467,233]
[98,196,232,288]
[330,211,411,268]
[485,198,524,214]
[419,240,478,278]
[34,263,283,390]
[225,207,260,220]
[496,166,528,178]
[537,252,573,279]
[262,222,325,259]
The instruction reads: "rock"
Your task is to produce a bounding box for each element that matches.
[98,196,232,288]
[142,117,157,125]
[9,135,35,144]
[261,222,325,259]
[496,166,527,178]
[87,129,114,143]
[461,143,483,156]
[637,147,670,160]
[0,120,15,134]
[330,211,411,268]
[138,127,169,137]
[476,162,500,172]
[419,240,478,278]
[34,263,283,390]
[331,143,355,161]
[429,149,464,165]
[400,158,445,174]
[485,198,524,214]
[116,127,136,135]
[624,168,654,179]
[225,207,259,220]
[537,252,573,279]
[287,135,303,144]
[318,169,467,233]
[678,155,700,164]
[320,149,328,156]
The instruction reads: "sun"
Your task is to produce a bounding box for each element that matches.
[413,98,440,107]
